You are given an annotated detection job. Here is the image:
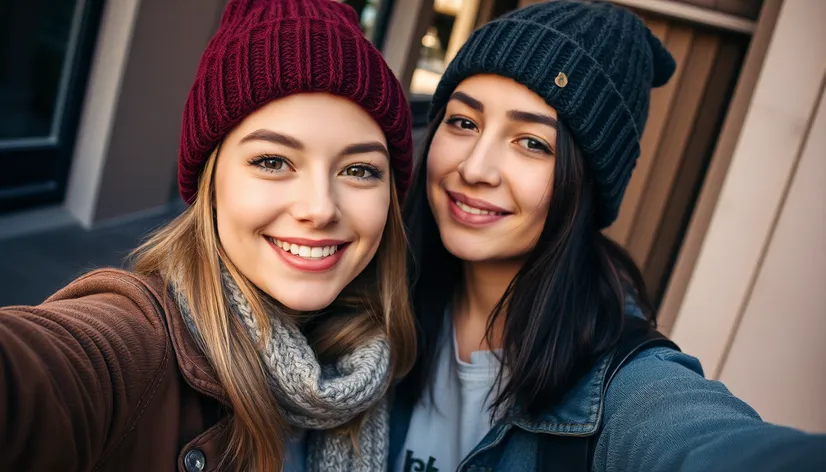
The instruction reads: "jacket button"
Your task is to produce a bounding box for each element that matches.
[184,448,206,472]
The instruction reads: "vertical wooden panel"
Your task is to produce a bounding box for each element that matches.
[673,0,764,20]
[670,0,826,377]
[646,36,748,307]
[658,0,782,331]
[628,31,719,267]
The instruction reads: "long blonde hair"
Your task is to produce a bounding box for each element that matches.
[131,147,416,471]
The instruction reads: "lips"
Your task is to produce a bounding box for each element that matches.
[268,237,341,259]
[447,191,511,214]
[446,190,511,226]
[265,236,350,272]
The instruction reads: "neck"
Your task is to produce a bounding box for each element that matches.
[458,259,522,320]
[452,258,523,358]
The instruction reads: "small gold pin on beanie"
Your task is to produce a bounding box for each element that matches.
[554,72,568,88]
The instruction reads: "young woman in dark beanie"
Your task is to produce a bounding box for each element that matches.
[0,1,417,471]
[392,2,826,471]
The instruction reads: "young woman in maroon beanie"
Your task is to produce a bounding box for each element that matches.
[0,1,415,471]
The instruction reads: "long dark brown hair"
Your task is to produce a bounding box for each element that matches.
[402,107,654,417]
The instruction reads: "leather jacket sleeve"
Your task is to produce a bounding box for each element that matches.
[0,269,172,471]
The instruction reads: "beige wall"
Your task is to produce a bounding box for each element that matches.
[66,0,227,228]
[718,83,826,433]
[93,0,226,222]
[671,0,826,432]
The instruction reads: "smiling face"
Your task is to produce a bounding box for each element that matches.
[426,74,558,262]
[213,93,391,311]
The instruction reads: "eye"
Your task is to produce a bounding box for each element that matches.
[248,155,293,173]
[516,137,553,155]
[340,164,384,181]
[261,157,284,170]
[444,116,479,132]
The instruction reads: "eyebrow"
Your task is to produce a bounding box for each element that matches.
[449,91,484,112]
[239,129,388,159]
[240,129,304,149]
[507,110,558,129]
[339,141,390,159]
[449,92,557,129]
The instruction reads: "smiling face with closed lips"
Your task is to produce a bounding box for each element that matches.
[213,92,391,311]
[426,74,559,262]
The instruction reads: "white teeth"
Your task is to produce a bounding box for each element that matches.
[455,200,499,216]
[272,238,340,260]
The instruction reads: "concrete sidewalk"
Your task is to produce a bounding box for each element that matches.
[0,208,180,306]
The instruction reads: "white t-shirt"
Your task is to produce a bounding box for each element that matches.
[394,321,501,472]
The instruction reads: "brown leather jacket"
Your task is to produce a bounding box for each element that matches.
[0,268,232,472]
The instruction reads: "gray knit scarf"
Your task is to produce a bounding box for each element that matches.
[173,269,391,471]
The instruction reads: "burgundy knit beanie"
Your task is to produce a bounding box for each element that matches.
[178,0,413,203]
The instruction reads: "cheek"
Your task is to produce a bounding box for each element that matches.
[340,188,390,247]
[426,131,468,209]
[426,129,466,183]
[517,178,553,213]
[214,165,285,241]
[511,159,555,219]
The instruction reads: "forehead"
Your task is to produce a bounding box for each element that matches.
[453,74,558,118]
[231,92,387,145]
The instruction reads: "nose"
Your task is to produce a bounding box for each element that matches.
[290,177,340,228]
[457,137,501,187]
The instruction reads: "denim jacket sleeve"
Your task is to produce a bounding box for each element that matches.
[593,347,826,472]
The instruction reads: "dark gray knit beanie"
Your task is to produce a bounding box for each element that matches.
[429,0,676,228]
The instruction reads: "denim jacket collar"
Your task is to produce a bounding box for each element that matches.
[507,298,643,436]
[506,349,613,436]
[388,299,642,469]
[388,363,616,471]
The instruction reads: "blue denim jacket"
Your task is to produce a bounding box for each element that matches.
[388,325,826,471]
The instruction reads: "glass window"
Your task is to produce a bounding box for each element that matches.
[410,0,482,95]
[342,0,388,45]
[0,0,104,214]
[0,0,82,142]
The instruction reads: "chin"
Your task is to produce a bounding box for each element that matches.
[441,235,490,262]
[261,284,339,312]
[441,233,527,263]
[281,300,334,311]
[248,277,334,311]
